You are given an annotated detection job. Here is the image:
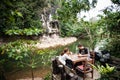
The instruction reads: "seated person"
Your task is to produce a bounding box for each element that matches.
[59,48,73,69]
[72,45,88,67]
[78,44,88,55]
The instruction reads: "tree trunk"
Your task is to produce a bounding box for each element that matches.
[31,68,34,80]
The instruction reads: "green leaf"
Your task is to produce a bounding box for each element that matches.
[16,12,23,17]
[32,65,36,68]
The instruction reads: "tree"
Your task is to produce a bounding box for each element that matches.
[54,0,97,36]
[97,0,120,57]
[0,40,42,80]
[0,0,48,36]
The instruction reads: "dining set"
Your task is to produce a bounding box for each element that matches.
[52,52,95,80]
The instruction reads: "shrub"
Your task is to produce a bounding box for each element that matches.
[5,28,43,36]
[92,64,116,80]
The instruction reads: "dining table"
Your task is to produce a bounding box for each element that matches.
[69,54,92,64]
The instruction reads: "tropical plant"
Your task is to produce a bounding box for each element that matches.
[92,64,115,80]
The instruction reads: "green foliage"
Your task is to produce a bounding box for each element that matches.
[97,0,120,57]
[0,0,47,35]
[0,40,38,73]
[0,40,59,68]
[44,73,51,80]
[78,19,102,50]
[5,28,43,36]
[105,39,120,58]
[37,49,58,66]
[104,12,120,35]
[56,0,97,22]
[0,40,36,60]
[54,0,97,37]
[92,64,115,79]
[0,40,55,79]
[60,21,86,37]
[105,8,120,58]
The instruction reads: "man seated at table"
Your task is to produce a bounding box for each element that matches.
[78,44,88,56]
[77,44,95,63]
[73,44,88,66]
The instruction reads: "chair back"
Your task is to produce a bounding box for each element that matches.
[66,59,74,69]
[76,51,95,80]
[52,57,61,74]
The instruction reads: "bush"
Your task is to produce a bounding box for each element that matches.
[44,73,51,80]
[92,64,116,80]
[105,39,120,58]
[0,40,59,70]
[5,28,43,36]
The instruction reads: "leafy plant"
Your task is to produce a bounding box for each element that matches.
[44,73,51,80]
[92,64,115,80]
[54,0,97,37]
[5,28,43,36]
[97,0,120,57]
[0,40,41,80]
[0,40,60,80]
[0,0,47,35]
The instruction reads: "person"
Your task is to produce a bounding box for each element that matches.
[78,44,88,55]
[59,48,72,65]
[58,48,74,69]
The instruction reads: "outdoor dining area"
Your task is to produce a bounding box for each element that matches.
[51,45,100,80]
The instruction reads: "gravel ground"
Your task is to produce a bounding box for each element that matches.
[36,36,77,49]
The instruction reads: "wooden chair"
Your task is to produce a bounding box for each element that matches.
[75,51,95,80]
[56,58,79,80]
[52,56,65,80]
[64,64,78,80]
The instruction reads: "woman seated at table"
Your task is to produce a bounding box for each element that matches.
[59,48,73,68]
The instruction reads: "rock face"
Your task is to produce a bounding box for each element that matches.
[36,35,77,49]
